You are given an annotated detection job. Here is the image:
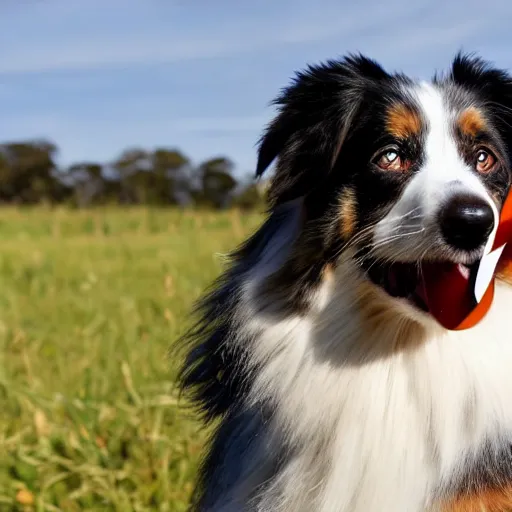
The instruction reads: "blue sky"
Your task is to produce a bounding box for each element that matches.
[2,0,512,177]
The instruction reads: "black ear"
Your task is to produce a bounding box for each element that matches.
[255,54,390,206]
[450,52,512,92]
[450,52,512,144]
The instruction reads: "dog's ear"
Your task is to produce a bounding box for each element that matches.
[449,52,512,99]
[449,53,512,155]
[256,54,389,206]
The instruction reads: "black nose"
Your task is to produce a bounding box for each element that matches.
[439,194,495,251]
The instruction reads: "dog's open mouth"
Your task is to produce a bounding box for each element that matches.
[361,258,477,314]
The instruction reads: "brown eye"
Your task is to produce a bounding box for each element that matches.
[375,150,409,172]
[475,149,496,173]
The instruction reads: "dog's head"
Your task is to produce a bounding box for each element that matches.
[256,54,512,326]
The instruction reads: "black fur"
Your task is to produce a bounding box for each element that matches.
[179,210,289,422]
[180,53,408,422]
[256,54,405,206]
[178,207,295,510]
[441,53,512,202]
[179,53,512,510]
[442,438,512,500]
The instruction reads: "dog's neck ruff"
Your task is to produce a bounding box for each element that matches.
[228,249,512,512]
[182,53,512,512]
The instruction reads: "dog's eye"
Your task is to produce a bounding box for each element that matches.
[475,149,496,173]
[375,150,409,172]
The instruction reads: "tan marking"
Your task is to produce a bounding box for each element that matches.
[442,486,512,512]
[458,107,487,138]
[497,270,512,286]
[339,187,357,239]
[386,103,422,139]
[497,243,512,285]
[322,263,334,282]
[354,277,426,352]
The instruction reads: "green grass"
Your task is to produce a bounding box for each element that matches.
[0,206,262,511]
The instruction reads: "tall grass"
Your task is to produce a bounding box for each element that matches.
[0,206,262,511]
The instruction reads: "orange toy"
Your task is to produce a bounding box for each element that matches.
[421,191,512,331]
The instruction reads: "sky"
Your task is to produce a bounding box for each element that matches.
[2,0,512,178]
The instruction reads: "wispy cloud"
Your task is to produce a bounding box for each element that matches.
[3,0,496,75]
[2,0,512,173]
[0,113,65,138]
[0,1,335,74]
[170,115,270,133]
[0,39,241,75]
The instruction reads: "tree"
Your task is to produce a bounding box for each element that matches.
[110,148,194,206]
[0,140,66,204]
[197,157,238,208]
[67,162,105,207]
[111,148,154,204]
[0,138,265,209]
[232,182,267,211]
[151,148,192,205]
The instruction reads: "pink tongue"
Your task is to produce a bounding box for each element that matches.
[419,244,505,330]
[419,262,476,330]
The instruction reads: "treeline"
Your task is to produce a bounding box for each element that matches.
[0,140,268,209]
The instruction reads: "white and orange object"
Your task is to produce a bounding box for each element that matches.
[421,191,512,331]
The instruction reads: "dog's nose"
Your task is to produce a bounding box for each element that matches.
[439,194,494,251]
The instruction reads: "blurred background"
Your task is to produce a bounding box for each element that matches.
[1,1,512,510]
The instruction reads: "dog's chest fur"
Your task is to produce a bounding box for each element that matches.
[227,261,512,512]
[183,54,512,512]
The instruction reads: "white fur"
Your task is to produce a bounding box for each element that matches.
[199,84,512,512]
[374,83,499,263]
[206,215,512,512]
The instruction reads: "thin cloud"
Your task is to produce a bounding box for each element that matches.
[3,0,512,173]
[0,36,253,75]
[171,115,270,133]
[0,0,460,75]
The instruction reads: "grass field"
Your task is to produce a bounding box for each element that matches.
[0,207,263,511]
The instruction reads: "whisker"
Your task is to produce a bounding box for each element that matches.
[352,228,426,269]
[335,210,423,259]
[368,227,426,252]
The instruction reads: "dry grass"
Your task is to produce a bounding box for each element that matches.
[0,206,262,511]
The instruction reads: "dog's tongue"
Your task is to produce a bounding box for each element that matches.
[416,191,512,330]
[419,246,505,330]
[419,262,486,330]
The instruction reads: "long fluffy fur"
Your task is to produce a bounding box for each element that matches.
[179,53,512,512]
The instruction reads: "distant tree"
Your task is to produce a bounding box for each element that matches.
[0,138,266,210]
[197,157,238,208]
[151,148,192,205]
[0,140,65,204]
[110,147,197,206]
[67,162,105,207]
[232,182,266,211]
[112,148,153,204]
[0,151,14,201]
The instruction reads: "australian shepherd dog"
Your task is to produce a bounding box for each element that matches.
[179,53,512,512]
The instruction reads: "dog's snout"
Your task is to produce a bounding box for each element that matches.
[439,194,494,251]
